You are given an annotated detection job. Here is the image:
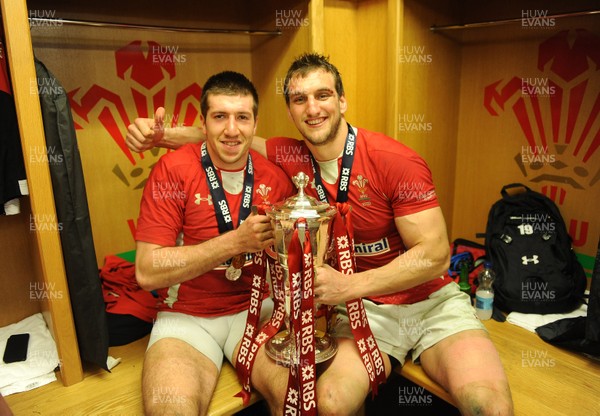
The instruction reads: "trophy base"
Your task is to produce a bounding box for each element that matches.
[265,330,338,367]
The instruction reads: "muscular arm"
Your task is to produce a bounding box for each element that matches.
[126,107,267,156]
[315,206,450,304]
[135,214,274,291]
[159,125,204,149]
[125,107,203,152]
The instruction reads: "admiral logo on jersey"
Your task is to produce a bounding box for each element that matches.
[354,238,390,257]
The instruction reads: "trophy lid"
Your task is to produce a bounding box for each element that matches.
[267,172,336,220]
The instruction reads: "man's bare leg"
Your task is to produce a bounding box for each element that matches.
[316,338,394,415]
[420,329,514,416]
[143,338,219,416]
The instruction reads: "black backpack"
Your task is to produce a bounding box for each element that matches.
[485,183,587,314]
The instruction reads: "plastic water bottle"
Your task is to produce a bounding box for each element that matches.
[475,262,495,320]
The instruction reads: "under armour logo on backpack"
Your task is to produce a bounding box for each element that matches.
[521,255,540,265]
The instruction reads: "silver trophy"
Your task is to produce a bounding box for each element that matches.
[265,172,338,366]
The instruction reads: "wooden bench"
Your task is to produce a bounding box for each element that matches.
[395,318,600,415]
[214,317,600,415]
[4,334,261,416]
[7,318,599,415]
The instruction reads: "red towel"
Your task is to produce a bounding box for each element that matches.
[100,255,158,322]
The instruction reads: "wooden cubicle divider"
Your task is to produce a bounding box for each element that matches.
[1,0,83,385]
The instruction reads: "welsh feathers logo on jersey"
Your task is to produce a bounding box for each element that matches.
[352,174,371,206]
[256,184,272,202]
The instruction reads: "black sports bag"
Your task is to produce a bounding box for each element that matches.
[484,183,587,314]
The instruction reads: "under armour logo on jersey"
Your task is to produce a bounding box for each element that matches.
[522,255,539,265]
[195,193,212,205]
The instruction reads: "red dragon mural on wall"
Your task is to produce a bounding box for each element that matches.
[67,40,202,237]
[483,29,599,251]
[69,40,202,181]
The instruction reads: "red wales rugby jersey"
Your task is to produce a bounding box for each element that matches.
[136,143,294,316]
[266,126,453,304]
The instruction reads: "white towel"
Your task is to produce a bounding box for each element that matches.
[506,303,588,333]
[0,313,59,395]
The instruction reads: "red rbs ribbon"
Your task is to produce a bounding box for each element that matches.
[235,207,286,405]
[333,203,386,397]
[284,219,317,416]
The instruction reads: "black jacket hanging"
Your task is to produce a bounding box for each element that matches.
[34,57,109,370]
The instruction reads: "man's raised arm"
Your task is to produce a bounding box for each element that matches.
[126,106,267,157]
[126,107,203,152]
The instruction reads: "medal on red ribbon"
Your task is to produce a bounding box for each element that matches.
[200,142,253,281]
[226,253,246,281]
